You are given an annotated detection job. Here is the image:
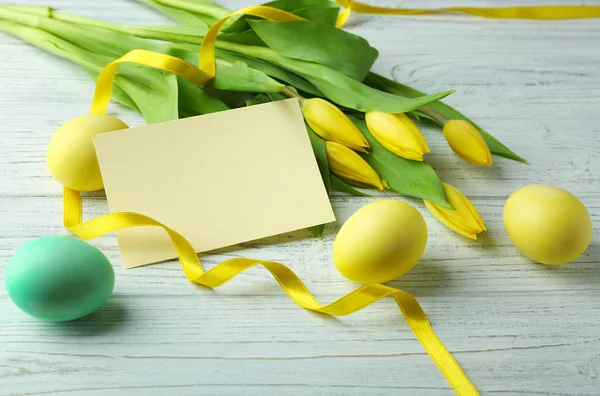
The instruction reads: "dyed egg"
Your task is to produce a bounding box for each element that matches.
[5,236,115,321]
[333,200,428,284]
[504,184,592,265]
[46,114,128,191]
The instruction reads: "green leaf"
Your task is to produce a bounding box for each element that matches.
[408,109,437,124]
[177,79,230,115]
[216,41,454,113]
[307,125,330,239]
[249,20,378,81]
[330,174,370,197]
[219,30,265,46]
[314,224,326,239]
[164,46,288,94]
[355,120,450,208]
[305,71,453,114]
[222,0,338,33]
[214,60,284,93]
[203,87,255,108]
[366,72,526,163]
[266,92,286,102]
[245,94,272,106]
[307,126,330,193]
[216,49,322,96]
[266,0,338,11]
[115,65,180,123]
[294,6,340,26]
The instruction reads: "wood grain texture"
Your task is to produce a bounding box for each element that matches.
[0,0,599,395]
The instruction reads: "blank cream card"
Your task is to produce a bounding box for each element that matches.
[94,99,335,268]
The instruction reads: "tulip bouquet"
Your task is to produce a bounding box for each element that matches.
[0,0,525,238]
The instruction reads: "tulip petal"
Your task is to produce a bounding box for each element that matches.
[303,98,369,151]
[440,183,486,233]
[424,183,486,239]
[366,112,429,161]
[462,193,487,232]
[326,141,383,190]
[306,118,332,141]
[396,113,430,153]
[443,120,493,166]
[424,200,478,240]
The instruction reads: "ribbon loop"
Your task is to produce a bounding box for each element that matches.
[90,49,211,115]
[198,5,305,77]
[62,186,479,395]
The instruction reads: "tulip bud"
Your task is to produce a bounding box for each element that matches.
[302,98,369,152]
[424,183,486,239]
[443,120,493,166]
[325,141,383,190]
[365,112,430,161]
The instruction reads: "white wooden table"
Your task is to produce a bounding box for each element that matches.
[1,1,599,395]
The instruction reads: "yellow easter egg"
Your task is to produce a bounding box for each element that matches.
[47,114,128,191]
[504,184,592,265]
[333,200,427,284]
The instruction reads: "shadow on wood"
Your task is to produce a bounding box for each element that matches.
[38,298,129,336]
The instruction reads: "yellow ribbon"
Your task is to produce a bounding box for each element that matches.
[334,0,600,27]
[64,185,479,395]
[91,49,212,115]
[198,5,304,77]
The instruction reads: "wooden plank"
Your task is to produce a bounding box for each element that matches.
[1,0,599,395]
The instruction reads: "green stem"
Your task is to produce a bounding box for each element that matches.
[3,5,52,16]
[55,10,205,44]
[419,106,448,125]
[135,0,211,26]
[281,86,302,99]
[153,0,231,21]
[0,20,105,71]
[1,5,206,44]
[0,7,43,27]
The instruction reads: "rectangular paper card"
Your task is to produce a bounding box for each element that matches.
[94,99,335,268]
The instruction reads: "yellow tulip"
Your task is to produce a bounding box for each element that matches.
[365,112,430,161]
[325,141,383,190]
[302,98,369,152]
[424,183,486,239]
[443,120,493,166]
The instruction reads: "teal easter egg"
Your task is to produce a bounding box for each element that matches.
[5,236,115,322]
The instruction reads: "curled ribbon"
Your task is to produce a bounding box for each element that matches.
[63,188,479,395]
[67,5,481,395]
